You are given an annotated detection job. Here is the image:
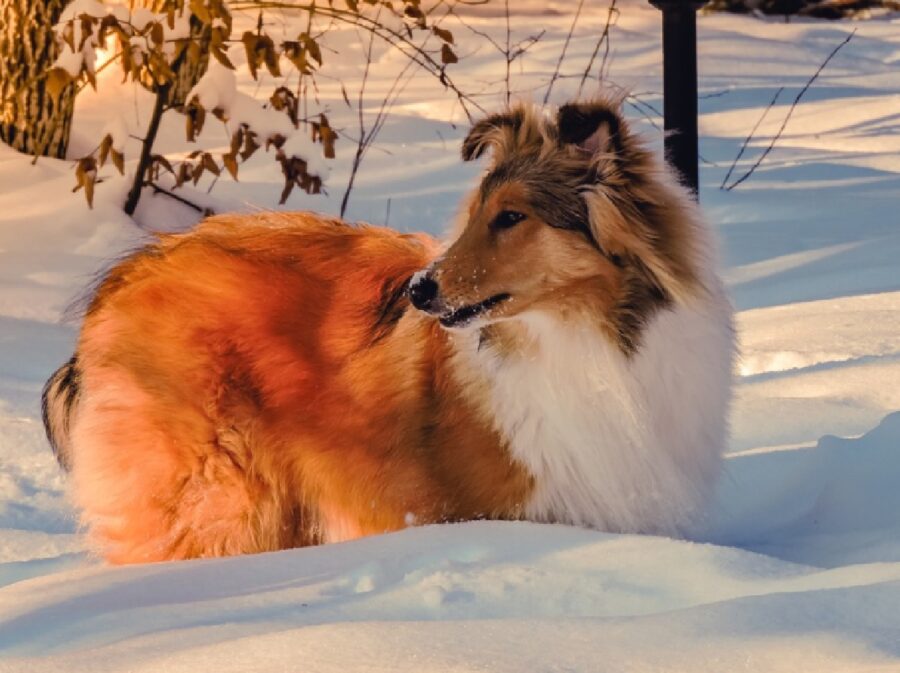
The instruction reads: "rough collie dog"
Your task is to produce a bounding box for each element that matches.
[43,99,734,564]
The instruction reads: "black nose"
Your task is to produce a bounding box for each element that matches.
[409,274,439,311]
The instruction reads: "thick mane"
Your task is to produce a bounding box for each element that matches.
[450,99,734,535]
[462,97,711,353]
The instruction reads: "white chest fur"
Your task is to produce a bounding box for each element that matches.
[460,295,734,537]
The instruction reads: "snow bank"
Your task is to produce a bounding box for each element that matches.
[708,411,900,567]
[1,517,899,672]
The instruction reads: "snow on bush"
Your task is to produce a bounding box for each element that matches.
[41,0,465,213]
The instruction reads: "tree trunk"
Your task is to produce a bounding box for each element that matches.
[139,0,210,108]
[0,0,75,159]
[169,19,209,108]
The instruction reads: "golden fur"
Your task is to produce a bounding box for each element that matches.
[44,98,727,563]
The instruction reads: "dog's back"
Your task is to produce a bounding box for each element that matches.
[53,213,450,562]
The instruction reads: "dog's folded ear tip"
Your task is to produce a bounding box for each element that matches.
[556,100,625,154]
[557,104,595,145]
[460,109,526,162]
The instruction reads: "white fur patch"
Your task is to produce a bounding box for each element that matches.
[458,287,734,537]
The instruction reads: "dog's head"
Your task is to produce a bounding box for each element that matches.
[409,98,703,354]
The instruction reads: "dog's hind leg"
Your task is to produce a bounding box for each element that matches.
[69,366,296,564]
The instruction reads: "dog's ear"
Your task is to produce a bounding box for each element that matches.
[461,109,524,161]
[557,101,625,157]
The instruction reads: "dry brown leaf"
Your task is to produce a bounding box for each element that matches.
[45,68,72,101]
[223,153,239,180]
[211,47,235,70]
[202,153,221,176]
[110,148,124,175]
[280,178,294,205]
[152,154,175,175]
[230,127,244,156]
[74,157,98,208]
[61,23,75,53]
[404,4,426,28]
[262,38,281,78]
[300,33,322,66]
[241,131,260,161]
[185,103,205,142]
[189,0,211,24]
[241,31,260,80]
[267,133,287,151]
[78,16,95,51]
[314,114,337,159]
[432,26,454,44]
[440,44,458,65]
[98,134,112,167]
[150,22,164,48]
[175,162,192,188]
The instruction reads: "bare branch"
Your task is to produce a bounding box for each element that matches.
[230,1,485,119]
[340,5,381,219]
[544,0,586,106]
[725,30,855,191]
[504,0,511,106]
[719,87,784,189]
[576,0,618,98]
[148,182,209,214]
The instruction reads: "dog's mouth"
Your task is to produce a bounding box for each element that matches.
[439,293,511,328]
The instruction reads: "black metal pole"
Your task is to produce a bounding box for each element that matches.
[648,0,703,197]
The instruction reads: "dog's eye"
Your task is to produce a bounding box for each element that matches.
[491,210,527,230]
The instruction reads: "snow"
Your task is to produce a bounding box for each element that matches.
[1,1,899,670]
[51,46,85,79]
[187,62,329,178]
[2,520,900,672]
[126,7,158,32]
[57,0,107,24]
[187,61,239,115]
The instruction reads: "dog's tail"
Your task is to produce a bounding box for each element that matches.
[41,356,82,472]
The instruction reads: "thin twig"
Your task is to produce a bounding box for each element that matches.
[597,2,617,82]
[625,98,660,131]
[231,2,485,119]
[577,0,618,98]
[629,93,662,118]
[544,0,586,105]
[340,12,379,219]
[446,4,543,107]
[148,182,208,213]
[340,1,462,216]
[724,30,855,191]
[719,87,784,189]
[504,0,511,106]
